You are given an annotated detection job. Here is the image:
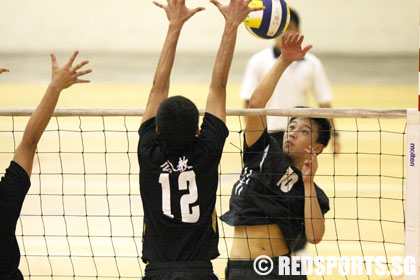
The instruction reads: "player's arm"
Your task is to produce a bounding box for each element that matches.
[245,34,312,146]
[13,51,91,177]
[0,68,9,74]
[141,0,204,124]
[206,0,264,123]
[302,147,325,244]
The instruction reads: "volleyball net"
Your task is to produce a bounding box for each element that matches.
[0,108,418,279]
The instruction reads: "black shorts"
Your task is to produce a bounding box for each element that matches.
[225,257,307,280]
[143,261,218,280]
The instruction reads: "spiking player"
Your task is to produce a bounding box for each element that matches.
[0,53,91,279]
[137,0,263,279]
[221,33,331,279]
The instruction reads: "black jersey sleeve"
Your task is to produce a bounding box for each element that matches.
[197,113,229,155]
[243,129,272,167]
[139,117,158,147]
[0,161,31,210]
[314,184,330,215]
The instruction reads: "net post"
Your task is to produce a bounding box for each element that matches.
[405,109,420,280]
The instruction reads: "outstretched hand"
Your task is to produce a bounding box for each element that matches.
[302,146,318,184]
[280,33,312,63]
[210,0,265,27]
[0,68,9,74]
[153,0,205,27]
[50,51,92,91]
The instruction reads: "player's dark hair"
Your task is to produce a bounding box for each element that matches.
[156,96,199,151]
[289,8,300,28]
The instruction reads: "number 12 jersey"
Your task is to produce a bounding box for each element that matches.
[138,113,228,263]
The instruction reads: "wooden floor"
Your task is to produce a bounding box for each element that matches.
[0,82,416,279]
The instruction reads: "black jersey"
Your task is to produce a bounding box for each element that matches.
[138,113,229,263]
[0,161,31,279]
[221,130,329,251]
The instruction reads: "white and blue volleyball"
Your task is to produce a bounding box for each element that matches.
[244,0,290,40]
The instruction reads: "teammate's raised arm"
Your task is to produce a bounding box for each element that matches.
[0,68,9,74]
[141,0,204,124]
[206,0,264,123]
[13,51,91,177]
[0,51,90,279]
[245,33,312,146]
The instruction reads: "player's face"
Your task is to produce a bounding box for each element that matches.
[283,118,322,160]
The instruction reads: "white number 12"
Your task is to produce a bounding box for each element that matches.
[159,170,200,223]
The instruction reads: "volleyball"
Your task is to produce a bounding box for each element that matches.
[244,0,290,40]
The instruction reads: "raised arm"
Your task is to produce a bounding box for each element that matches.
[141,0,204,124]
[245,34,312,146]
[206,0,264,123]
[13,51,91,177]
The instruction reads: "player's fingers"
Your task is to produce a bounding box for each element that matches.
[191,7,205,16]
[280,33,287,48]
[75,69,92,77]
[152,1,165,9]
[291,33,299,44]
[302,45,313,55]
[249,6,265,12]
[310,146,317,158]
[210,0,223,10]
[50,54,58,68]
[66,51,79,67]
[284,33,293,45]
[76,79,90,84]
[71,60,89,72]
[0,68,10,73]
[296,34,304,46]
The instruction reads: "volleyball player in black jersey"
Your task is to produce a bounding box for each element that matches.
[0,53,91,279]
[221,34,331,279]
[137,1,263,280]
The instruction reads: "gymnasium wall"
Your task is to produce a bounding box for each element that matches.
[0,0,417,55]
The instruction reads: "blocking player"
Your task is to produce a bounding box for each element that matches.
[0,52,91,279]
[221,34,331,279]
[137,0,263,279]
